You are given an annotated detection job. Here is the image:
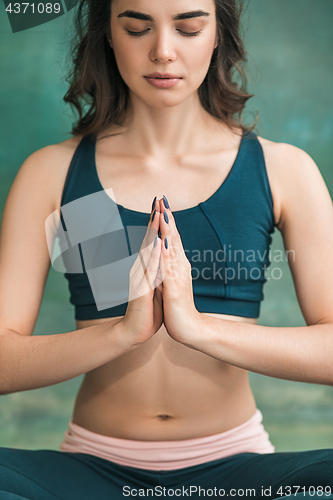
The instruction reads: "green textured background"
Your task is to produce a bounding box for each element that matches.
[0,0,332,452]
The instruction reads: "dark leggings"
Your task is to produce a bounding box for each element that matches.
[0,447,332,500]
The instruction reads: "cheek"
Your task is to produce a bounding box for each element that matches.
[186,41,215,82]
[112,36,143,78]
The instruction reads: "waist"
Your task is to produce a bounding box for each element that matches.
[59,409,275,471]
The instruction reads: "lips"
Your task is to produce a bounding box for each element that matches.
[145,73,181,79]
[144,73,182,89]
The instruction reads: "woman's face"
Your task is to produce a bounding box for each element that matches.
[110,0,218,108]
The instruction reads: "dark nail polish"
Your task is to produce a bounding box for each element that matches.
[151,196,157,212]
[151,208,156,222]
[154,236,158,247]
[165,237,168,249]
[158,230,161,239]
[163,210,169,224]
[163,195,170,209]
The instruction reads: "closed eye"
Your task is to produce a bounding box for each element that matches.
[126,28,202,37]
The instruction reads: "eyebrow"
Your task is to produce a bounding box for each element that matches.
[117,10,210,21]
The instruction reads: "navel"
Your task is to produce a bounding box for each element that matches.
[156,414,173,421]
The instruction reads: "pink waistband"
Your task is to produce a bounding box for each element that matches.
[59,409,275,471]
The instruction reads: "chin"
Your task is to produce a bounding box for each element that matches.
[147,98,185,109]
[140,91,193,109]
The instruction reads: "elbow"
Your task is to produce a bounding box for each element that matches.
[0,378,9,396]
[312,320,333,386]
[327,369,333,387]
[0,332,14,395]
[317,361,333,387]
[0,364,10,395]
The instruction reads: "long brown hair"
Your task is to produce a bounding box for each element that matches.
[63,0,257,139]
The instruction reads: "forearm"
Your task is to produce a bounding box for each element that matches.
[186,315,333,385]
[0,319,130,394]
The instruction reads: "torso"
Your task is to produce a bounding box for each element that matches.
[52,122,282,441]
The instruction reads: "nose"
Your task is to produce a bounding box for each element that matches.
[149,28,177,63]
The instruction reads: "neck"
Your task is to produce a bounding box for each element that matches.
[121,91,227,158]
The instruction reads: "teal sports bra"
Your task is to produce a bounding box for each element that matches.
[59,130,276,320]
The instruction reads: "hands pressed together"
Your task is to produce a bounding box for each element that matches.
[122,195,202,349]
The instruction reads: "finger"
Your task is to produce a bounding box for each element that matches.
[159,197,188,265]
[141,235,162,293]
[138,224,157,270]
[132,225,157,281]
[158,203,174,260]
[158,200,179,281]
[159,242,166,283]
[159,199,191,289]
[130,235,162,301]
[132,196,160,276]
[155,261,163,288]
[140,196,160,274]
[158,200,182,271]
[141,196,162,260]
[142,196,160,251]
[160,196,183,248]
[159,234,177,288]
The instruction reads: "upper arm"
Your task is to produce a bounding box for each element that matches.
[264,141,333,326]
[0,141,77,336]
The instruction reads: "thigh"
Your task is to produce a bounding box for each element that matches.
[0,447,161,500]
[159,449,333,499]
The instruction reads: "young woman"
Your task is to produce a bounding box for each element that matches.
[0,0,332,498]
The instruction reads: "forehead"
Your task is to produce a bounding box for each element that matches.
[111,0,216,18]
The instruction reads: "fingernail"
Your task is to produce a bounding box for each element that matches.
[151,196,157,211]
[163,195,170,209]
[164,237,168,249]
[163,210,169,224]
[154,236,158,247]
[151,208,156,222]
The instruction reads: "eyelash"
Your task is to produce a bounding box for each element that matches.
[126,29,202,37]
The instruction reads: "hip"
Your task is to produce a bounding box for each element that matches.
[59,408,275,471]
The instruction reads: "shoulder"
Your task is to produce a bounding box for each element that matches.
[257,135,315,166]
[17,135,84,213]
[256,135,322,231]
[22,135,83,169]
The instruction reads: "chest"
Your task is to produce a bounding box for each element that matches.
[59,132,277,320]
[95,145,245,214]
